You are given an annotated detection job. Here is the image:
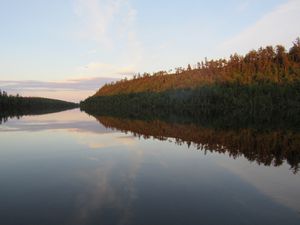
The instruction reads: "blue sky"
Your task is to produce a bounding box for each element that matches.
[0,0,299,102]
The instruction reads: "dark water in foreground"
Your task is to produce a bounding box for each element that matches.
[0,109,299,225]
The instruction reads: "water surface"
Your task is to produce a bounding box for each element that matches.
[0,109,299,225]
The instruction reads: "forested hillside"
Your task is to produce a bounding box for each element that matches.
[0,91,78,123]
[95,39,300,96]
[81,39,300,122]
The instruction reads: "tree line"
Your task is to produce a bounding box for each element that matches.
[0,91,78,124]
[80,39,300,124]
[80,82,300,128]
[79,39,300,173]
[94,38,300,96]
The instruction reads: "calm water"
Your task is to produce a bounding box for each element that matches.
[0,109,299,225]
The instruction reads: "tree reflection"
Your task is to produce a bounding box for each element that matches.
[95,116,300,174]
[0,108,77,124]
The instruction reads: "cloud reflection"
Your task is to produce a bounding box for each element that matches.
[0,109,111,134]
[67,144,143,225]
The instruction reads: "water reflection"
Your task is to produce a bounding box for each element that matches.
[0,109,110,134]
[0,107,78,125]
[94,116,300,174]
[0,110,300,225]
[68,149,143,225]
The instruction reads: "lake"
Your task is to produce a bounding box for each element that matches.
[0,109,299,225]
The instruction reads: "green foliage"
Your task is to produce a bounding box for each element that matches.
[80,82,300,129]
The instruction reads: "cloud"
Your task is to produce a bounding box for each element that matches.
[236,1,250,13]
[0,77,117,102]
[73,0,141,49]
[74,0,123,46]
[220,0,300,56]
[78,62,136,77]
[73,0,143,75]
[0,77,116,92]
[87,49,97,55]
[80,62,114,71]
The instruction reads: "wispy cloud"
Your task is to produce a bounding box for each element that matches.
[74,0,123,46]
[78,62,136,78]
[0,77,116,92]
[73,0,143,77]
[0,77,117,102]
[236,1,250,13]
[220,0,300,56]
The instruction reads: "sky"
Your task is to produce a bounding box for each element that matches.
[0,0,299,102]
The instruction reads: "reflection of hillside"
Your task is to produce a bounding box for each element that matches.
[96,116,300,174]
[0,107,77,124]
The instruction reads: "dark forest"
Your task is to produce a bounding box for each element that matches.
[0,91,78,123]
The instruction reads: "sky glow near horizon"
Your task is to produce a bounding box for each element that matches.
[0,0,299,102]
